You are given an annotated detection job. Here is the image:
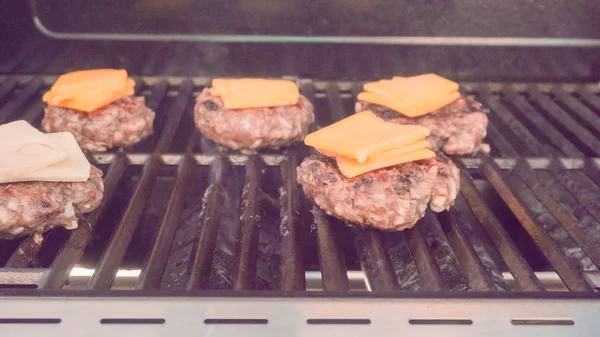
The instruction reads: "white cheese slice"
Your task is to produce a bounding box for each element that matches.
[0,120,68,179]
[18,132,91,183]
[0,121,91,184]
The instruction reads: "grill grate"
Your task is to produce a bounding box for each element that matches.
[0,76,600,295]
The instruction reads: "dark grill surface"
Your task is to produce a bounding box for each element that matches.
[1,76,600,294]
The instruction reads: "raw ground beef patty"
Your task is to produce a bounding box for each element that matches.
[194,88,315,150]
[42,96,155,152]
[356,96,488,155]
[0,166,104,240]
[297,154,459,231]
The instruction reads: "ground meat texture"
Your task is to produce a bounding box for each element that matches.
[297,155,459,231]
[0,166,104,240]
[356,96,489,155]
[194,88,315,150]
[42,96,155,152]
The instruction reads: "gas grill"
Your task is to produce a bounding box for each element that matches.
[3,2,600,337]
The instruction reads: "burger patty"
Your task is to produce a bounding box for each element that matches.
[194,88,315,150]
[42,96,155,152]
[297,155,459,231]
[0,166,104,240]
[356,96,488,155]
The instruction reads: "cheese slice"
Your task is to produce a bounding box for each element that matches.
[0,121,91,184]
[211,78,300,109]
[0,121,67,178]
[357,92,428,117]
[16,132,91,183]
[46,85,135,113]
[392,74,458,94]
[337,147,436,178]
[304,110,430,163]
[317,139,429,159]
[51,69,128,93]
[43,69,135,113]
[361,74,460,117]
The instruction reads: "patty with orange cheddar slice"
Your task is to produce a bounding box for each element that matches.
[42,69,155,152]
[43,96,155,152]
[355,74,489,155]
[194,79,314,150]
[297,153,459,231]
[357,96,488,156]
[297,110,459,231]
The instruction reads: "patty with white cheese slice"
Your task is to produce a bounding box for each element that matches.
[0,166,104,240]
[297,154,459,231]
[194,88,315,150]
[43,96,155,152]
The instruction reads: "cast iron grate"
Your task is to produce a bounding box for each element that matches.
[0,76,600,294]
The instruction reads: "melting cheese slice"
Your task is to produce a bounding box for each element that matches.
[357,92,428,117]
[304,110,430,163]
[0,121,67,178]
[337,147,436,178]
[211,78,300,109]
[361,73,460,117]
[43,69,135,112]
[0,121,90,184]
[51,69,128,93]
[44,85,135,113]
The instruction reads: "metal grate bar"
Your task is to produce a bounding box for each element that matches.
[279,149,306,291]
[313,206,350,291]
[437,211,497,291]
[326,82,347,120]
[515,159,600,267]
[527,88,600,156]
[0,78,18,102]
[552,88,600,137]
[0,77,43,124]
[549,160,600,224]
[502,87,582,157]
[576,88,600,111]
[88,156,161,289]
[186,156,226,290]
[483,93,600,269]
[352,227,401,291]
[477,88,550,156]
[479,154,592,291]
[154,80,193,152]
[41,155,128,289]
[457,168,543,291]
[303,80,350,292]
[403,228,446,291]
[136,155,195,290]
[485,120,519,157]
[88,83,183,290]
[4,239,41,269]
[232,156,263,290]
[583,158,600,186]
[417,212,469,291]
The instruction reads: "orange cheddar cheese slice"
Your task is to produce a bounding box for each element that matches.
[337,147,436,178]
[316,139,429,159]
[361,73,460,117]
[304,110,430,163]
[43,69,135,113]
[51,69,128,93]
[357,92,428,117]
[392,73,458,93]
[46,85,135,113]
[211,78,299,109]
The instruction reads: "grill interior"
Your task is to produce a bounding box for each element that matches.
[1,76,600,294]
